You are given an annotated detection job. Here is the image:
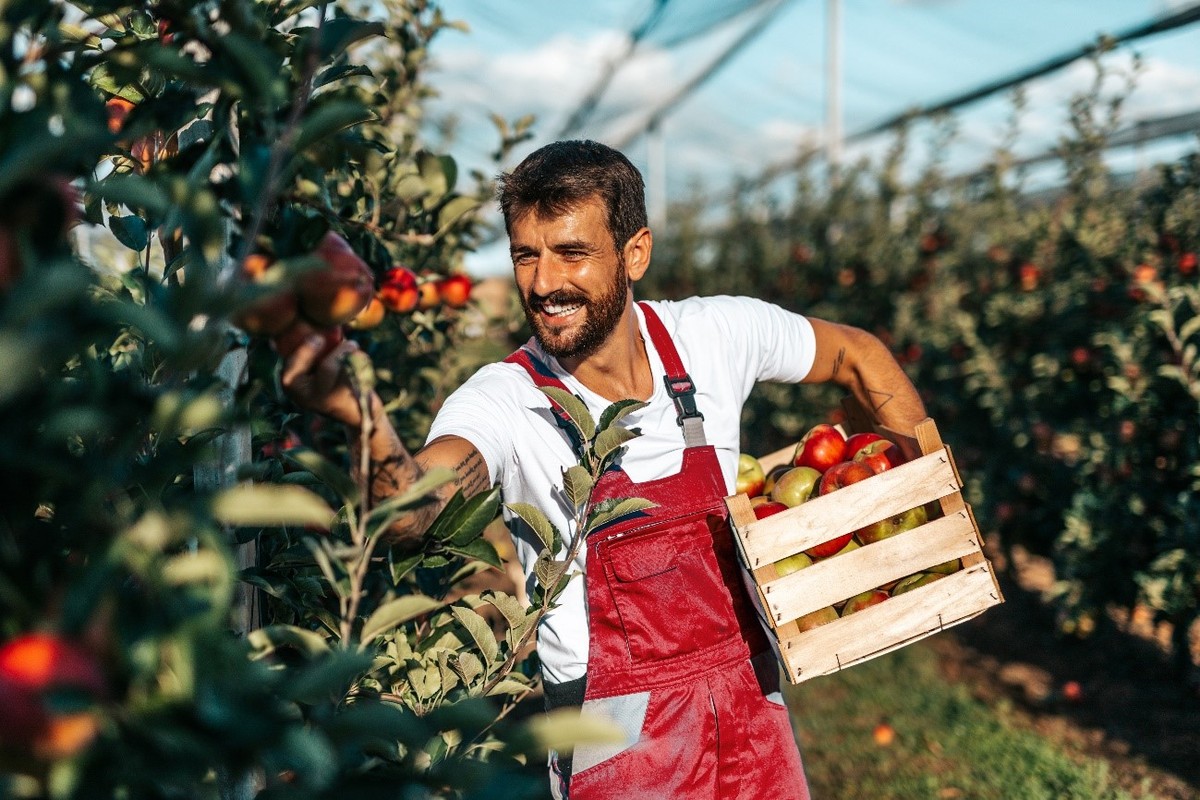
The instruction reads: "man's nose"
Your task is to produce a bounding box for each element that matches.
[529,254,568,297]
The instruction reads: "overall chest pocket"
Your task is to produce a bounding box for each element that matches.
[601,515,740,664]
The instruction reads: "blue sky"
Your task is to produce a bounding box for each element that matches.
[419,0,1200,275]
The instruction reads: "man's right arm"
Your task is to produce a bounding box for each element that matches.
[280,333,492,547]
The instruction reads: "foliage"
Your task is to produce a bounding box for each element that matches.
[0,1,564,797]
[643,55,1200,675]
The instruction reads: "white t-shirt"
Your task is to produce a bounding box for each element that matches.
[425,296,817,683]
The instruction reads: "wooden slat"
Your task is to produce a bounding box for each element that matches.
[737,449,962,566]
[762,510,981,623]
[778,564,1003,683]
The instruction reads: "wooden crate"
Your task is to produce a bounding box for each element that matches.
[728,402,1004,685]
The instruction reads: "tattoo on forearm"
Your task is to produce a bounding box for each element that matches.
[867,388,894,412]
[832,347,846,379]
[453,452,490,497]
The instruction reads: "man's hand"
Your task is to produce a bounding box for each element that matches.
[279,331,373,428]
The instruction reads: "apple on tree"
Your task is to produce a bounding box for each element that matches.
[297,231,375,327]
[379,266,420,313]
[437,273,473,308]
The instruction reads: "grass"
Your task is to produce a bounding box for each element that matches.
[784,641,1142,800]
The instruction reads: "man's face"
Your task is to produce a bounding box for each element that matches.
[510,198,630,361]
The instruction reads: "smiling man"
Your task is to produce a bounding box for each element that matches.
[283,140,927,800]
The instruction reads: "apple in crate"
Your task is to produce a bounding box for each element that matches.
[856,505,928,545]
[891,572,945,595]
[792,424,847,472]
[770,466,821,508]
[773,551,812,576]
[841,589,889,615]
[853,439,905,474]
[736,453,766,497]
[793,606,839,632]
[752,499,789,519]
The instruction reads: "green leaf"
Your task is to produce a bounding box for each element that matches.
[219,32,286,105]
[317,18,385,60]
[426,487,501,547]
[436,195,479,235]
[562,465,594,508]
[283,447,360,504]
[361,595,445,643]
[287,649,375,705]
[249,624,331,658]
[486,677,534,697]
[599,399,647,431]
[526,707,624,750]
[162,550,231,586]
[593,425,639,463]
[1179,313,1200,344]
[109,214,149,251]
[479,591,530,636]
[94,175,171,215]
[451,606,499,664]
[454,651,484,686]
[417,151,449,199]
[389,552,423,585]
[534,553,569,590]
[445,537,502,569]
[368,468,455,527]
[506,502,561,553]
[314,63,374,89]
[212,484,335,529]
[541,386,596,442]
[586,497,656,533]
[293,100,376,153]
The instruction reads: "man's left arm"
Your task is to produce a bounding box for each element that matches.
[802,318,927,436]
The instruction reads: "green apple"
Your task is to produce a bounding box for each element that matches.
[890,572,945,596]
[926,557,961,575]
[773,551,812,576]
[856,504,928,545]
[770,466,821,508]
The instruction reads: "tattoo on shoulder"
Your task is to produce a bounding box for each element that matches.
[453,449,490,496]
[832,347,846,378]
[867,388,894,412]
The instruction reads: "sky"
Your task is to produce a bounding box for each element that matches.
[417,0,1200,275]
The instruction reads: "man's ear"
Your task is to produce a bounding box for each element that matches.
[623,226,653,282]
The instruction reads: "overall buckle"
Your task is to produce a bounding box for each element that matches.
[663,375,704,427]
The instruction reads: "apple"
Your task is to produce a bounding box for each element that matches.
[792,606,839,632]
[297,231,375,327]
[872,722,896,746]
[416,276,441,310]
[843,432,885,459]
[0,633,105,760]
[347,295,386,330]
[379,266,419,313]
[840,589,889,616]
[773,551,812,576]
[817,460,874,497]
[105,96,135,135]
[752,500,788,519]
[231,253,299,337]
[437,273,473,308]
[792,424,847,472]
[853,439,905,474]
[769,466,820,508]
[890,571,944,595]
[736,453,766,497]
[826,538,860,558]
[856,504,927,545]
[763,463,790,495]
[926,557,961,575]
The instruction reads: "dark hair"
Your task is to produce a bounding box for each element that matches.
[497,140,648,253]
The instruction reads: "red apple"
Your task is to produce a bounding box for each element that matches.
[271,321,345,362]
[437,273,473,308]
[856,504,927,545]
[736,453,766,498]
[379,266,419,313]
[840,589,889,615]
[792,606,839,632]
[853,439,905,474]
[231,253,299,337]
[873,722,896,746]
[770,466,821,508]
[297,231,375,327]
[0,633,106,760]
[347,295,386,330]
[817,460,874,496]
[843,432,885,459]
[773,551,812,576]
[793,424,847,473]
[752,500,789,520]
[416,276,440,310]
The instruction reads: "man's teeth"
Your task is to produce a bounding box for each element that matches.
[542,303,582,317]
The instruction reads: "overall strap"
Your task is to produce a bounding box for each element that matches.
[637,302,708,449]
[504,345,585,453]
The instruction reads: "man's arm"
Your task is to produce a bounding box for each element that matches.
[803,318,927,435]
[280,334,491,546]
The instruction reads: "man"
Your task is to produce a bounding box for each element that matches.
[283,140,927,799]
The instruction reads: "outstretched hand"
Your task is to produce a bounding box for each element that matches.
[279,330,375,428]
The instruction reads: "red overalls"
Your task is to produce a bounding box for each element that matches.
[506,303,810,800]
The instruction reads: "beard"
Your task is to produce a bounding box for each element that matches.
[520,265,630,361]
